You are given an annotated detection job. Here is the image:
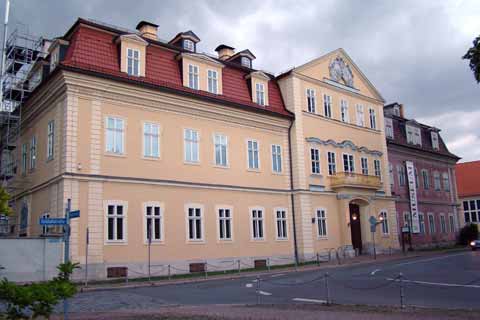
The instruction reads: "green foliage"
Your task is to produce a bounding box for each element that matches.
[463,35,480,83]
[0,262,80,319]
[0,187,13,216]
[458,223,479,245]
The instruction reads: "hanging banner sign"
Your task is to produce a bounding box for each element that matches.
[405,161,420,233]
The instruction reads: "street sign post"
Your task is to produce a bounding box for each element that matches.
[69,210,80,219]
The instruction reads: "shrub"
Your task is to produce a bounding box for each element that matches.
[458,223,479,245]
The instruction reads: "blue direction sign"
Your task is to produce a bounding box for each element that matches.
[69,210,80,219]
[40,217,67,226]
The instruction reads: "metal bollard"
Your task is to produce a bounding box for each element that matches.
[316,253,320,266]
[325,272,330,305]
[336,251,341,265]
[399,272,405,309]
[205,263,208,279]
[168,264,171,280]
[238,259,241,274]
[256,275,260,305]
[267,258,271,272]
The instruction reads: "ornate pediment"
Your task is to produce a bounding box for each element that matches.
[329,56,354,87]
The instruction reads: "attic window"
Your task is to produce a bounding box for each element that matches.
[127,48,140,76]
[393,106,400,116]
[184,39,194,52]
[431,132,439,150]
[241,56,251,68]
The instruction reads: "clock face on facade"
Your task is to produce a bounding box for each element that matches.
[329,56,354,87]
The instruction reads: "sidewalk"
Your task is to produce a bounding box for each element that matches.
[79,247,467,292]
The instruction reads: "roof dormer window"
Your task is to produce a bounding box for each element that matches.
[184,39,195,52]
[256,83,265,106]
[241,56,251,68]
[127,48,140,76]
[431,131,439,150]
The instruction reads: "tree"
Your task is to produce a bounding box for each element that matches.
[463,35,480,83]
[0,186,13,216]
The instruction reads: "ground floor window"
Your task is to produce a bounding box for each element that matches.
[428,214,435,234]
[463,200,480,223]
[218,208,232,240]
[251,208,264,240]
[275,208,288,240]
[145,204,162,242]
[187,206,203,241]
[379,210,389,234]
[317,208,327,237]
[449,215,455,233]
[440,214,447,233]
[419,212,425,234]
[107,202,126,242]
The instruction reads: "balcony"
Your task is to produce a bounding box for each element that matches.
[329,172,382,190]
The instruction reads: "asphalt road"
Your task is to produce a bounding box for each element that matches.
[69,250,480,312]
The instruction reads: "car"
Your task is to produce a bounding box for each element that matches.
[470,240,480,251]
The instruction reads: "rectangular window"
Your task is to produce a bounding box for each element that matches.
[449,215,455,233]
[403,212,411,228]
[311,148,320,174]
[188,64,199,89]
[466,200,479,222]
[440,215,446,233]
[214,134,228,167]
[271,144,282,173]
[422,170,430,189]
[374,159,381,178]
[340,99,349,122]
[361,157,368,175]
[323,94,332,118]
[380,211,389,234]
[30,136,37,170]
[397,165,406,186]
[369,108,377,129]
[107,204,125,241]
[433,172,441,191]
[428,214,436,234]
[21,143,27,174]
[443,173,450,192]
[464,201,470,223]
[145,205,162,242]
[419,213,425,234]
[127,48,140,76]
[184,39,194,52]
[184,129,199,163]
[256,83,265,106]
[317,208,327,237]
[389,163,394,187]
[106,117,124,154]
[343,154,354,173]
[47,120,54,160]
[247,140,260,169]
[406,125,422,146]
[431,132,439,150]
[188,206,203,240]
[275,209,288,240]
[327,152,336,175]
[251,208,264,240]
[307,89,316,113]
[218,208,232,240]
[207,70,218,94]
[385,117,394,139]
[356,104,364,126]
[414,168,419,188]
[143,123,160,158]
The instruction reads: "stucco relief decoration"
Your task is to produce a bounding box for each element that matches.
[306,137,383,157]
[329,56,354,87]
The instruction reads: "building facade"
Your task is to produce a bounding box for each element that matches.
[455,160,480,226]
[2,19,400,279]
[384,103,460,248]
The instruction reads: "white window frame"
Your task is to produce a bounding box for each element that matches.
[431,131,439,150]
[369,107,377,129]
[250,207,265,240]
[361,157,368,175]
[433,171,441,191]
[105,200,128,244]
[397,165,406,186]
[256,82,265,106]
[21,143,27,174]
[241,56,251,68]
[440,214,447,233]
[185,204,204,242]
[213,133,228,167]
[419,212,425,234]
[247,139,260,170]
[428,213,436,234]
[316,208,327,238]
[340,99,349,123]
[105,117,125,155]
[449,214,455,233]
[343,153,354,173]
[184,39,194,52]
[217,205,233,241]
[143,202,164,243]
[379,210,389,235]
[385,117,394,139]
[356,104,364,126]
[184,128,200,163]
[442,172,450,192]
[274,207,288,240]
[47,120,54,160]
[323,94,332,118]
[422,169,430,189]
[126,48,140,76]
[271,144,282,173]
[306,88,316,113]
[30,136,37,170]
[207,69,218,94]
[374,159,381,179]
[143,122,160,158]
[311,148,320,174]
[188,64,199,90]
[327,151,336,175]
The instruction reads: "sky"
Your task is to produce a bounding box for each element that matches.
[1,0,479,161]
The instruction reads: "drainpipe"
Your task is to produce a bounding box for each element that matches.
[288,120,299,264]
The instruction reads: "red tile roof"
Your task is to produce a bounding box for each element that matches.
[456,160,480,198]
[60,19,292,118]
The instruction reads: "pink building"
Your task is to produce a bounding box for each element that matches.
[384,103,460,248]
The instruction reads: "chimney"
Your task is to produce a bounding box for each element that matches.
[136,21,159,40]
[215,44,235,60]
[399,103,405,118]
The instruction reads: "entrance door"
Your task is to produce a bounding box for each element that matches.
[349,203,362,254]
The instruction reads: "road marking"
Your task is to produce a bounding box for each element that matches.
[386,278,480,289]
[258,290,272,296]
[270,273,285,278]
[370,269,381,276]
[245,283,253,288]
[293,298,327,304]
[387,252,468,269]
